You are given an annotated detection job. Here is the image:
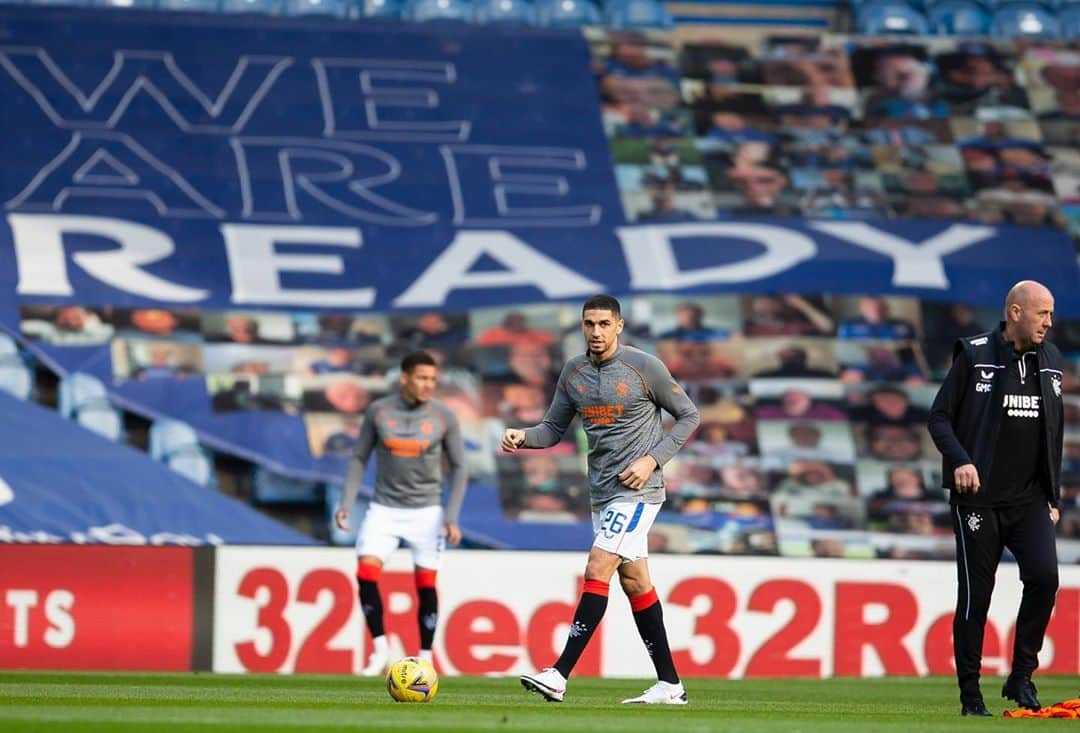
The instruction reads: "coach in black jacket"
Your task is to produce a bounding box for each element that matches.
[928,280,1062,717]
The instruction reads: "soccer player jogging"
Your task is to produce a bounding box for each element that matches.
[335,351,467,675]
[503,294,700,704]
[928,281,1062,717]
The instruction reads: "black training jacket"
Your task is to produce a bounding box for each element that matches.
[927,323,1064,508]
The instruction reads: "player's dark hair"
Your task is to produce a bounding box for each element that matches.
[582,294,622,318]
[401,350,437,374]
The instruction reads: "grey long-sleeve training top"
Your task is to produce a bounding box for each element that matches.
[523,345,700,509]
[338,392,467,524]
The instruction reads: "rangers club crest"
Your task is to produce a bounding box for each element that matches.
[966,513,982,533]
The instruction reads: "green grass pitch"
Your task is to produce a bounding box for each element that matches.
[1,672,1078,732]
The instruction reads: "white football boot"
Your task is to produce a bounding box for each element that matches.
[360,650,389,676]
[360,636,390,677]
[519,667,566,702]
[621,680,688,705]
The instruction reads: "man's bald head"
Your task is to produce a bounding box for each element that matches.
[1003,280,1054,349]
[1005,280,1053,314]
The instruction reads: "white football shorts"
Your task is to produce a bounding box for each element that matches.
[355,502,445,569]
[591,500,661,562]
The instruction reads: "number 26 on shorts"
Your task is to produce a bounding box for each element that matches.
[600,509,626,536]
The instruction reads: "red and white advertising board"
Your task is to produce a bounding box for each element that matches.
[0,545,195,670]
[212,548,1080,677]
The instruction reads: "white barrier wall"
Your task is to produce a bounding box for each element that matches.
[212,548,1080,677]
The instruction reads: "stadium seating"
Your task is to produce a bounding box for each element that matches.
[252,465,324,504]
[404,0,471,20]
[220,0,280,13]
[603,0,673,29]
[991,1,1063,35]
[0,334,21,360]
[855,0,932,33]
[158,0,223,10]
[58,373,124,442]
[0,334,32,402]
[95,0,158,6]
[1061,3,1080,33]
[357,0,402,14]
[91,0,158,7]
[534,0,600,26]
[149,418,216,488]
[472,0,535,23]
[927,0,993,33]
[282,0,350,15]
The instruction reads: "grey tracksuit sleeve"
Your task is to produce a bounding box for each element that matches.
[338,404,378,512]
[641,356,700,466]
[439,405,468,525]
[523,364,578,449]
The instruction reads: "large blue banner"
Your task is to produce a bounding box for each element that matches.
[0,6,1078,317]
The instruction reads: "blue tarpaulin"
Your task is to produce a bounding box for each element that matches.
[0,391,314,545]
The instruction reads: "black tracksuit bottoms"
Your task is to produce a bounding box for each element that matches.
[951,500,1059,700]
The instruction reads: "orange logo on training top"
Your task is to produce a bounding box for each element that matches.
[383,437,431,457]
[420,420,433,435]
[580,404,624,425]
[615,380,629,398]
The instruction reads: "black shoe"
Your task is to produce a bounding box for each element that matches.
[961,699,993,717]
[1001,676,1041,710]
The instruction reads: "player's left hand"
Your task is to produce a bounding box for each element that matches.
[334,509,349,530]
[618,456,658,490]
[444,523,462,546]
[1050,507,1060,525]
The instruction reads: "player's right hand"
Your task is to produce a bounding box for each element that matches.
[501,429,526,453]
[954,464,980,494]
[334,509,349,530]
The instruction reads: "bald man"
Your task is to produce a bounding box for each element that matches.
[928,281,1063,716]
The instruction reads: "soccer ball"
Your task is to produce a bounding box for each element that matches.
[385,656,439,703]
